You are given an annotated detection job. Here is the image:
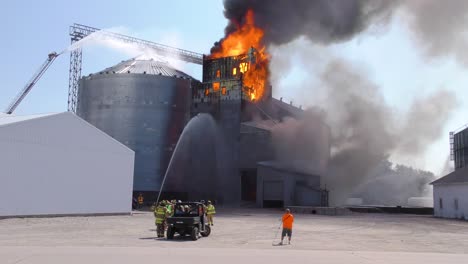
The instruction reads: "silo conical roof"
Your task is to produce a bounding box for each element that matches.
[92,58,194,78]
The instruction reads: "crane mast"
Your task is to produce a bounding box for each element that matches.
[67,24,204,113]
[5,52,60,114]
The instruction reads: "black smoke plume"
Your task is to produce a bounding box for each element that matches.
[213,0,461,205]
[213,0,396,52]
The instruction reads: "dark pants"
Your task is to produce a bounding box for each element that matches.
[156,223,165,237]
[282,228,292,239]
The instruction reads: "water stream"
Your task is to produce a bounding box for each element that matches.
[156,113,220,203]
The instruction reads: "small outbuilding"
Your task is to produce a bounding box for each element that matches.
[431,166,468,220]
[0,112,134,218]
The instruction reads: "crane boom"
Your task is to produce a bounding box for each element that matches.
[5,52,59,114]
[70,24,203,65]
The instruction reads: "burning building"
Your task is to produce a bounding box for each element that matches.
[190,48,274,205]
[75,8,330,207]
[186,33,329,206]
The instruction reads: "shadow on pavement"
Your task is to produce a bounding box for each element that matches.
[139,236,199,242]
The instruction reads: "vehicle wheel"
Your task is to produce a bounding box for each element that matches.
[201,225,211,237]
[167,226,174,240]
[191,227,199,241]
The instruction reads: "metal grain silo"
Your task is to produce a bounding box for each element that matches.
[76,59,193,194]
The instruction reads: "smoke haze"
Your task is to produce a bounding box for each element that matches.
[400,0,468,65]
[216,0,461,205]
[269,49,457,205]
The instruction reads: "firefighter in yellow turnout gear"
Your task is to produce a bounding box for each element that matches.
[154,201,167,237]
[164,200,174,231]
[206,201,216,226]
[166,201,174,217]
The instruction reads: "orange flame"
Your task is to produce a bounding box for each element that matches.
[211,10,269,101]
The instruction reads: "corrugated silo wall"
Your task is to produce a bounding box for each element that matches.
[76,73,191,193]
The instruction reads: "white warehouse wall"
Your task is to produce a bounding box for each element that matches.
[433,184,468,220]
[0,112,134,217]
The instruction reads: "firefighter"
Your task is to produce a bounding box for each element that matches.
[137,193,144,209]
[206,200,216,226]
[200,200,207,214]
[166,201,174,217]
[155,201,167,238]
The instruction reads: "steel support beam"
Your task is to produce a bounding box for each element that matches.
[69,24,203,65]
[68,46,82,112]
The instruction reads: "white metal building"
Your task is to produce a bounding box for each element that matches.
[431,166,468,220]
[0,112,135,217]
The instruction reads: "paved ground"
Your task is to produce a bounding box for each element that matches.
[1,208,468,263]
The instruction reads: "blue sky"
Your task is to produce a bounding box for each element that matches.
[0,0,225,114]
[1,0,466,174]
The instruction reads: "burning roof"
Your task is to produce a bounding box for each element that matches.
[208,10,269,102]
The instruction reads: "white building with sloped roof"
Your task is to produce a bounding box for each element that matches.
[0,112,134,217]
[431,166,468,220]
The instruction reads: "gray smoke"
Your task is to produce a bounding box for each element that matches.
[352,161,435,206]
[215,0,462,205]
[396,90,458,156]
[400,0,468,65]
[271,108,330,176]
[270,53,457,205]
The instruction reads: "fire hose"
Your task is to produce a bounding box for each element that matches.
[271,219,283,246]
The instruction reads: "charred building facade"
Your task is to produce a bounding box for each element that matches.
[188,50,329,207]
[190,51,270,204]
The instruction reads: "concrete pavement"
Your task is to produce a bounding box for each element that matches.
[2,246,468,264]
[1,209,468,263]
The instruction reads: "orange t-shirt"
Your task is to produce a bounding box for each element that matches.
[282,213,294,229]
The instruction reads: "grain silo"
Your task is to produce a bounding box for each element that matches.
[76,58,194,197]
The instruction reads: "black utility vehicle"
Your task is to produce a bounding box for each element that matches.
[166,202,211,240]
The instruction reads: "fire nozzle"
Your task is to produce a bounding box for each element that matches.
[48,52,59,60]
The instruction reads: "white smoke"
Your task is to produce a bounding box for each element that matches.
[64,27,186,71]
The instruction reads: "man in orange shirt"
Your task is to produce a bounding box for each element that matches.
[280,208,294,245]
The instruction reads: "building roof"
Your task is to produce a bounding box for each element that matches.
[431,166,468,185]
[241,120,277,132]
[0,112,133,155]
[257,160,320,176]
[0,113,57,127]
[270,98,304,118]
[89,58,194,79]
